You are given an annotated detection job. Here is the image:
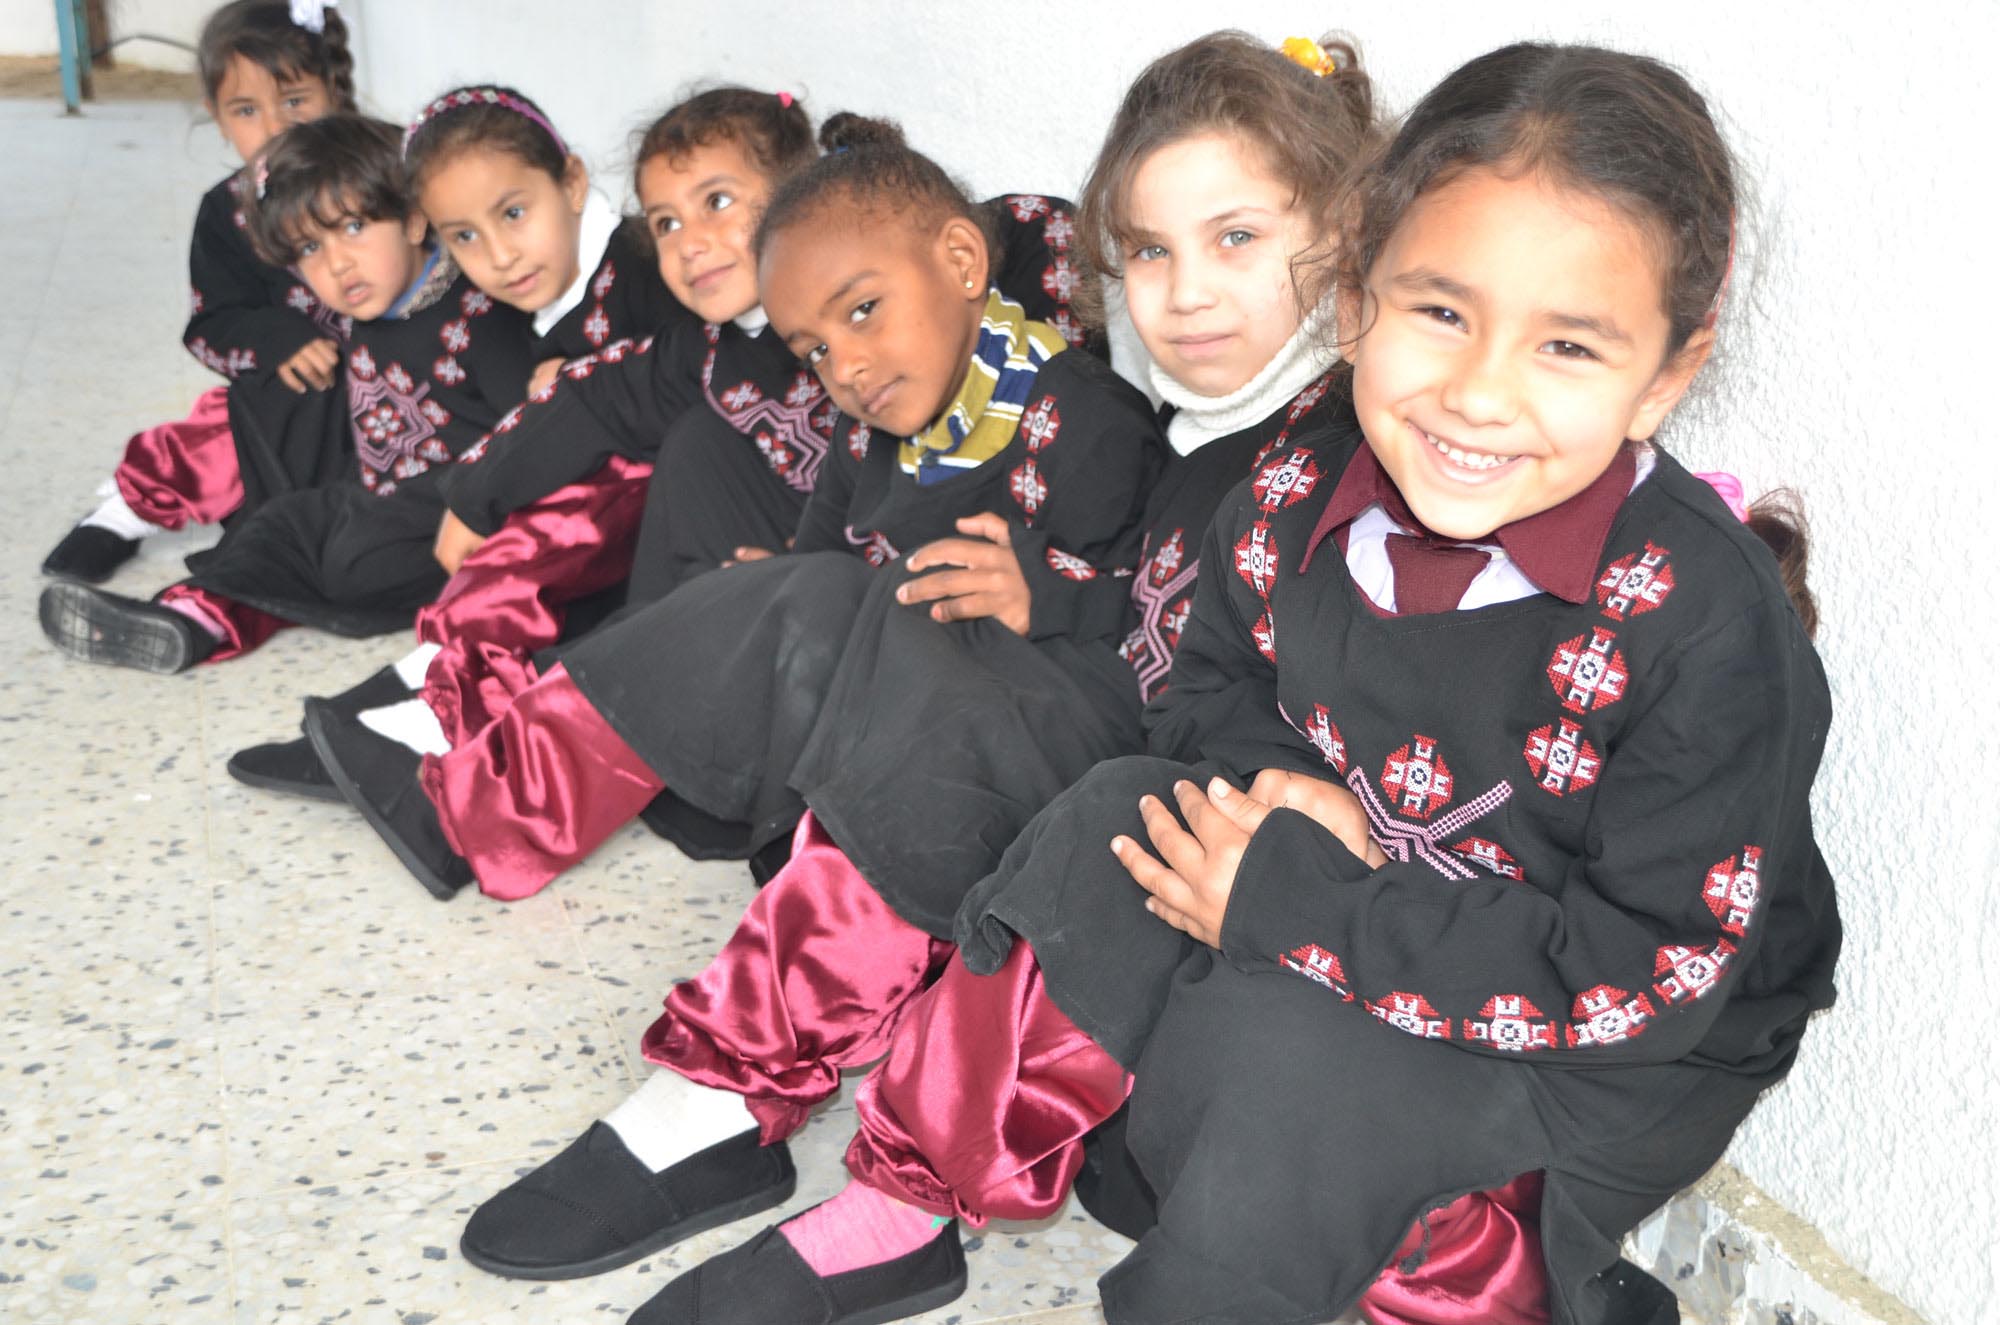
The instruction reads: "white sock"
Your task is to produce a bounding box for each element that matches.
[603,1068,758,1173]
[392,641,443,689]
[357,697,451,757]
[79,486,162,541]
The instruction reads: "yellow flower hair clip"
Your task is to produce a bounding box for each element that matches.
[1280,36,1338,78]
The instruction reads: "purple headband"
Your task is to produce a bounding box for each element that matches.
[403,87,568,160]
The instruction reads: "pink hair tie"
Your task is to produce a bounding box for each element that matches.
[1695,470,1752,523]
[776,91,795,108]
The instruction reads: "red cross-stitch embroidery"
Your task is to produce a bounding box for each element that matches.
[1021,395,1061,452]
[1653,940,1737,1005]
[1524,718,1601,796]
[1463,995,1557,1052]
[1366,991,1453,1040]
[1451,837,1524,881]
[1597,542,1675,620]
[1565,985,1654,1048]
[1382,735,1454,819]
[1280,944,1354,1000]
[1252,449,1324,511]
[1045,548,1096,581]
[1548,628,1629,714]
[1702,847,1763,936]
[1233,521,1279,596]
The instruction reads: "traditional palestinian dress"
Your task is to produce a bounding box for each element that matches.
[833,404,1840,1325]
[398,206,704,740]
[413,193,1089,746]
[113,172,352,529]
[158,250,535,656]
[425,291,1163,901]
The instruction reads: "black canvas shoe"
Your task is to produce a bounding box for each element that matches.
[226,737,341,802]
[461,1123,796,1281]
[629,1215,966,1325]
[41,524,139,584]
[39,583,212,674]
[304,697,471,899]
[320,662,419,717]
[226,664,419,802]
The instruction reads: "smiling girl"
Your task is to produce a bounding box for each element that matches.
[41,0,355,584]
[767,41,1839,1325]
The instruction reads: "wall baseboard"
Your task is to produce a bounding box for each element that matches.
[1626,1166,1929,1325]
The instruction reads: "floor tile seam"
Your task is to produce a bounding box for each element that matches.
[216,1148,570,1206]
[559,887,652,1086]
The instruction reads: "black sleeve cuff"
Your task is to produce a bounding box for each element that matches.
[1219,805,1373,970]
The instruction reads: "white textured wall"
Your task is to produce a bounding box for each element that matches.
[343,3,1994,1321]
[0,0,207,69]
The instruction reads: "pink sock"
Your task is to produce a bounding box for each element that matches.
[780,1179,946,1277]
[163,597,227,640]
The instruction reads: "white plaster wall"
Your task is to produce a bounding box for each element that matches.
[0,0,207,69]
[337,3,1996,1321]
[0,0,59,54]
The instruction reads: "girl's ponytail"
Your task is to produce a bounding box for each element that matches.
[1744,490,1818,638]
[316,9,356,111]
[817,112,905,154]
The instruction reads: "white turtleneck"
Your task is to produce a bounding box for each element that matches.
[532,190,623,338]
[733,305,770,336]
[1149,305,1342,457]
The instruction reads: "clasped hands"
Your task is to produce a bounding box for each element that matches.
[1113,769,1388,948]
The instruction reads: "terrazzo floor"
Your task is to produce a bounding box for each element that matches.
[0,97,1213,1325]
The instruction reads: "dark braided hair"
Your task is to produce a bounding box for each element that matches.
[197,0,355,111]
[755,113,996,261]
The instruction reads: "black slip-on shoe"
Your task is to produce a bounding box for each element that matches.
[461,1123,795,1281]
[317,662,417,719]
[630,1215,966,1325]
[226,736,342,802]
[304,697,471,899]
[39,583,209,674]
[41,524,139,584]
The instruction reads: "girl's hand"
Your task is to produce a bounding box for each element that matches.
[277,337,339,393]
[723,539,791,568]
[1246,769,1388,869]
[1113,778,1274,948]
[526,357,564,398]
[897,513,1031,634]
[433,510,488,574]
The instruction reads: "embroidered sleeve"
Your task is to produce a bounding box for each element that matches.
[1141,473,1330,776]
[442,325,693,534]
[1004,354,1164,643]
[1218,597,1834,1065]
[183,184,325,379]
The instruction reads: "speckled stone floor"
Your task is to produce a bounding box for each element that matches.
[0,97,1177,1325]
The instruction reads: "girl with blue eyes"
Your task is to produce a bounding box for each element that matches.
[41,0,356,585]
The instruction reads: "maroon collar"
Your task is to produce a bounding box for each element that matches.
[1299,442,1638,603]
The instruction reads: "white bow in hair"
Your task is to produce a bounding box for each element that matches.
[289,0,337,33]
